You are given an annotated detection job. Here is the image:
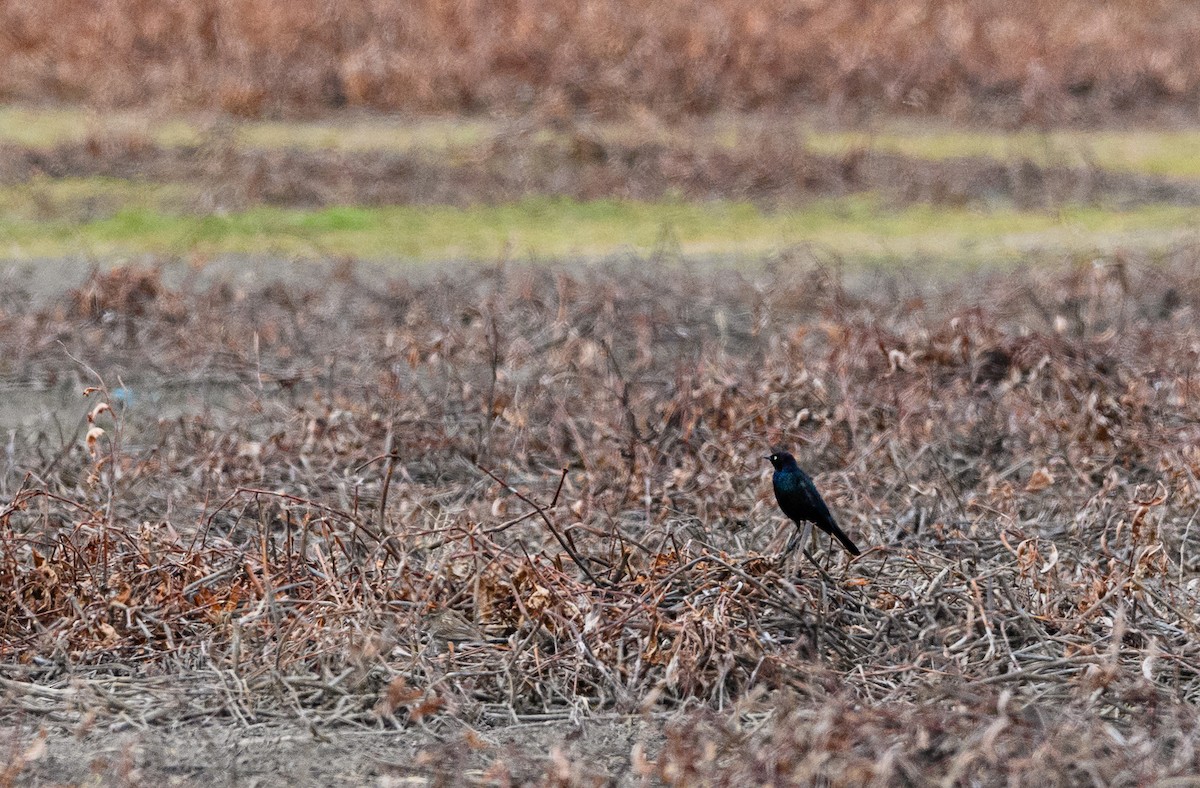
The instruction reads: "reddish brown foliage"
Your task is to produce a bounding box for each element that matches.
[1,0,1198,122]
[1,256,1199,784]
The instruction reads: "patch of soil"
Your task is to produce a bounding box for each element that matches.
[3,717,651,786]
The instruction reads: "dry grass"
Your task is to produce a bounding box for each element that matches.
[643,696,1200,785]
[3,252,1200,781]
[2,0,1199,123]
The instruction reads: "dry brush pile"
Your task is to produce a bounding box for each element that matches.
[2,0,1200,123]
[3,252,1200,779]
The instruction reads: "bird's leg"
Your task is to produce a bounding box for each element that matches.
[783,524,836,582]
[799,547,836,584]
[783,530,798,557]
[782,521,813,559]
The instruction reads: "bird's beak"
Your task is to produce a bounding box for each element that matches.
[762,455,772,461]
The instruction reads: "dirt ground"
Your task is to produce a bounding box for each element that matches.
[5,715,655,786]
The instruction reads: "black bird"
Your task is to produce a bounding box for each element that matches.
[767,449,860,557]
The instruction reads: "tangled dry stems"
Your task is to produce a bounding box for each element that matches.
[2,253,1200,780]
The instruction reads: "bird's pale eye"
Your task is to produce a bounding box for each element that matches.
[770,455,777,462]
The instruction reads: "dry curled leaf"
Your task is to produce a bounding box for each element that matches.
[379,677,423,715]
[85,426,106,457]
[1025,466,1054,492]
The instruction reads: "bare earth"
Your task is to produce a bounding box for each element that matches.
[6,716,655,786]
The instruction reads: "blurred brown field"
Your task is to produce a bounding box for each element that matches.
[2,0,1198,123]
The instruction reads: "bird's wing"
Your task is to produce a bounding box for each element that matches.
[804,481,838,529]
[778,474,861,556]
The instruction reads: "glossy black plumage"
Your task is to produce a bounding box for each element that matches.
[767,449,860,557]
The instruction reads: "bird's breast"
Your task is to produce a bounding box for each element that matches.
[773,472,801,493]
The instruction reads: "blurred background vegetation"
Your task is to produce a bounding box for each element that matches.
[0,0,1197,267]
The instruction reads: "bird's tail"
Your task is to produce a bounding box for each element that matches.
[784,518,862,557]
[830,525,859,556]
[826,518,861,557]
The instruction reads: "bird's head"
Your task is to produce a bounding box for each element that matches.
[765,449,796,471]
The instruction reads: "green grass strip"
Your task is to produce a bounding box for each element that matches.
[0,193,1194,266]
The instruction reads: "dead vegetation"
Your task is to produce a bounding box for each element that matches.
[2,0,1199,123]
[6,128,1200,212]
[2,251,1200,781]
